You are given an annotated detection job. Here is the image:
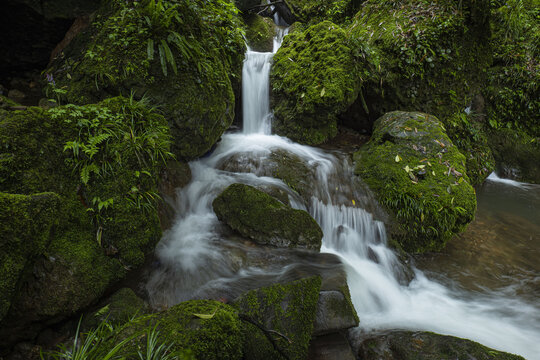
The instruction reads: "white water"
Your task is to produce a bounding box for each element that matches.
[487,171,534,188]
[147,26,540,359]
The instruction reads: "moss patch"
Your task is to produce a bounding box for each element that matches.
[234,276,322,360]
[271,20,360,144]
[213,183,323,250]
[354,111,476,253]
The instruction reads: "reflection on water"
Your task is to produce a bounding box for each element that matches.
[416,177,540,309]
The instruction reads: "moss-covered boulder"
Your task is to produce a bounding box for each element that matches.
[213,183,323,250]
[46,0,245,160]
[271,20,360,144]
[101,300,242,360]
[234,276,322,360]
[354,331,525,360]
[347,0,494,184]
[0,192,61,322]
[0,98,168,344]
[354,112,476,253]
[244,14,275,52]
[85,288,148,330]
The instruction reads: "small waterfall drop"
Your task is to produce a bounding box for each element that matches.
[146,18,540,360]
[242,28,287,134]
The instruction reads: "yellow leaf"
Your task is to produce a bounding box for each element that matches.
[421,213,424,222]
[193,308,217,319]
[395,155,401,162]
[432,171,436,176]
[352,199,356,206]
[320,88,326,97]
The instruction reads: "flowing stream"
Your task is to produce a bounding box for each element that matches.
[146,28,540,359]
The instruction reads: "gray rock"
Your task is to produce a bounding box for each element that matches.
[308,332,356,360]
[313,290,358,335]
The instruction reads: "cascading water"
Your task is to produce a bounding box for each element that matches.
[146,23,540,359]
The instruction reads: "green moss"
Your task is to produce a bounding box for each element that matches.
[107,300,242,360]
[271,20,360,144]
[212,183,323,250]
[234,276,322,360]
[485,0,539,137]
[244,14,275,52]
[354,112,476,253]
[0,192,61,321]
[0,95,20,109]
[46,0,246,160]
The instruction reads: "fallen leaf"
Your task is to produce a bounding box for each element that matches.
[320,88,326,97]
[395,155,402,162]
[193,308,217,319]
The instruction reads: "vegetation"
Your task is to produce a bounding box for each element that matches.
[46,0,246,159]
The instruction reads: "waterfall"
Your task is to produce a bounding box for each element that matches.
[242,28,287,135]
[146,21,540,360]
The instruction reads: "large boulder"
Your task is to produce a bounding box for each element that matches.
[234,276,322,360]
[0,192,61,322]
[271,20,360,144]
[46,0,245,160]
[352,331,525,360]
[213,183,323,250]
[354,112,476,253]
[0,98,167,344]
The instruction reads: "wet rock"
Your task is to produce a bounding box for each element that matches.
[234,276,322,360]
[308,332,356,360]
[351,330,525,360]
[313,290,358,335]
[213,183,323,250]
[158,161,192,230]
[354,111,477,253]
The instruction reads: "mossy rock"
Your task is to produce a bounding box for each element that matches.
[0,192,61,322]
[271,20,360,145]
[85,288,148,330]
[213,183,323,250]
[354,111,476,253]
[105,300,242,360]
[234,276,322,360]
[355,331,525,360]
[244,14,275,52]
[0,98,165,344]
[46,0,245,160]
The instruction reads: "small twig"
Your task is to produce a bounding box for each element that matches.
[238,314,291,360]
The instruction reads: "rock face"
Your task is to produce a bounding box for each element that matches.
[352,331,525,360]
[234,276,322,360]
[354,111,476,253]
[46,0,245,160]
[0,98,166,345]
[212,183,323,250]
[271,20,359,145]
